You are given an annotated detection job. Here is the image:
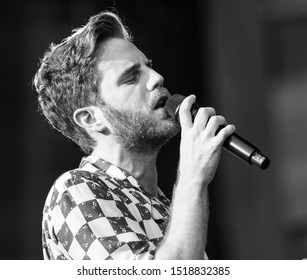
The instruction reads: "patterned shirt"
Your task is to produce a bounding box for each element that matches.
[42,155,171,260]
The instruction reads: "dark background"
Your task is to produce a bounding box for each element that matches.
[1,0,307,259]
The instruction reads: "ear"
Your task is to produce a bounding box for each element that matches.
[73,106,107,133]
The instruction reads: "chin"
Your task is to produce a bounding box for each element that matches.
[161,119,181,137]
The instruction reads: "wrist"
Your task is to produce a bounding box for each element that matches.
[176,170,209,191]
[173,177,209,205]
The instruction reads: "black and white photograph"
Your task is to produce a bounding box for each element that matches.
[1,0,307,275]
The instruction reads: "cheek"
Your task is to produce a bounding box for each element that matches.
[130,87,151,108]
[121,92,149,112]
[100,85,127,108]
[100,81,149,111]
[132,97,151,113]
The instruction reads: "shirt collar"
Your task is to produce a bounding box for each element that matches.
[79,155,170,207]
[79,155,142,188]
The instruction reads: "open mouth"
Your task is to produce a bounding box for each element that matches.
[154,96,169,110]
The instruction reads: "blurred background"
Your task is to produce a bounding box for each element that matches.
[1,0,307,259]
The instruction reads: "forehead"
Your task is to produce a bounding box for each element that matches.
[97,37,146,76]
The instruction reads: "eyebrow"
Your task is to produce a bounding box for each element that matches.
[116,59,152,86]
[116,63,141,86]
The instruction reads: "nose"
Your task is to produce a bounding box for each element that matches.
[146,68,164,91]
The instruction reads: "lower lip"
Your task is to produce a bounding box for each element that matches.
[155,107,170,119]
[154,105,167,112]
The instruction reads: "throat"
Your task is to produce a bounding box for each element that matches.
[125,155,158,198]
[136,170,158,197]
[92,140,159,197]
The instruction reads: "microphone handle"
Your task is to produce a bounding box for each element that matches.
[223,130,270,169]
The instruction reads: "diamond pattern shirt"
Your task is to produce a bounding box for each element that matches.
[42,155,171,260]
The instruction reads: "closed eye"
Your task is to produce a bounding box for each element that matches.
[124,70,140,84]
[124,76,137,84]
[117,63,141,86]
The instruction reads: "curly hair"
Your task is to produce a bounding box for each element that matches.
[33,11,132,154]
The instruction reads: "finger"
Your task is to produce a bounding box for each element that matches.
[178,95,196,130]
[205,115,227,137]
[215,124,236,143]
[193,107,216,130]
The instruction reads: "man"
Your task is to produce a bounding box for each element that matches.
[34,11,235,260]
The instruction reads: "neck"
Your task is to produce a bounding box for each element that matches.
[92,142,159,197]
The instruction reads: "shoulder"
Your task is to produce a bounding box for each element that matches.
[44,168,111,210]
[55,168,108,190]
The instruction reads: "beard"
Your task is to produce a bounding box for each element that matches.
[102,104,180,154]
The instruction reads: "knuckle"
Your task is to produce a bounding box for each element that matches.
[211,115,224,125]
[206,107,216,115]
[198,107,216,117]
[197,107,206,115]
[218,116,227,124]
[219,124,235,137]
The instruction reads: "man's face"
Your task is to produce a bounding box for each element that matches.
[96,37,180,153]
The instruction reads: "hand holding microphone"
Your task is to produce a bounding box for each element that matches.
[169,95,236,186]
[165,94,270,170]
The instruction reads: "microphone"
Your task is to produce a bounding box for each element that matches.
[165,94,270,169]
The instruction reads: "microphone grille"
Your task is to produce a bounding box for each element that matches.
[165,94,185,120]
